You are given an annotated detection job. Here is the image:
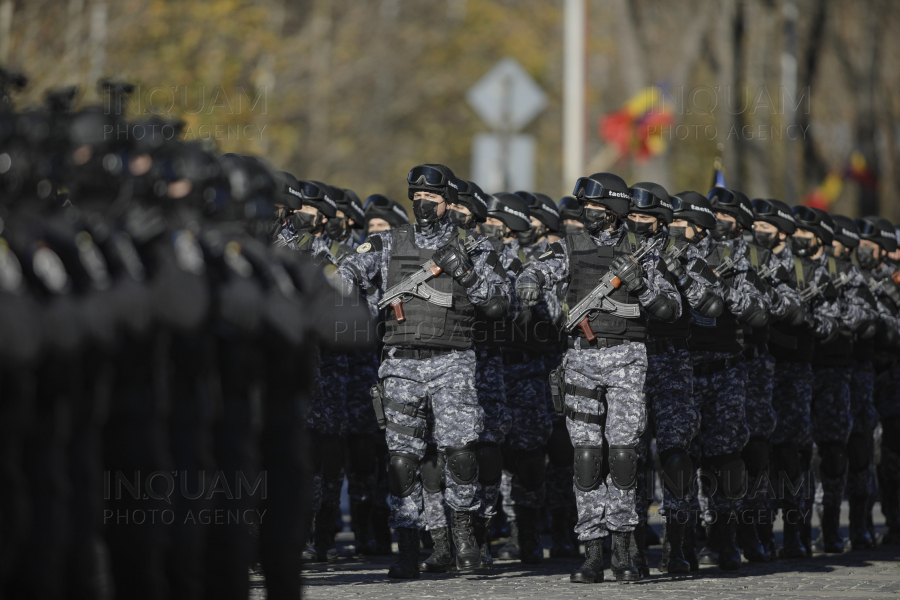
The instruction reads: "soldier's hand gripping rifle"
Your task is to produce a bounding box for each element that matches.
[565,237,661,341]
[832,271,852,291]
[378,236,480,323]
[712,253,739,279]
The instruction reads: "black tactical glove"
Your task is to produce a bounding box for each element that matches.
[611,255,646,293]
[516,276,543,308]
[434,243,475,286]
[662,253,691,291]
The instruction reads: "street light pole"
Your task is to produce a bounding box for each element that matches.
[563,0,586,194]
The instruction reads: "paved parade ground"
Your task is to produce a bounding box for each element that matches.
[286,503,900,600]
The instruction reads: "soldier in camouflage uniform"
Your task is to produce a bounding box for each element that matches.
[856,217,900,545]
[518,173,681,584]
[418,179,513,572]
[688,189,770,571]
[762,204,841,559]
[740,198,807,562]
[336,164,510,579]
[632,189,725,575]
[797,210,876,553]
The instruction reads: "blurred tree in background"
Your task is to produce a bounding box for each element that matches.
[3,0,899,219]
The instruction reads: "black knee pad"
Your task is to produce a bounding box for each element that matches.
[388,451,420,498]
[609,445,638,490]
[658,448,693,499]
[884,418,900,455]
[573,445,604,492]
[318,433,344,482]
[546,424,574,469]
[420,448,446,493]
[741,436,770,478]
[771,442,801,482]
[446,444,478,485]
[515,447,547,491]
[704,452,746,498]
[818,442,848,479]
[346,434,378,477]
[476,442,503,486]
[847,433,870,472]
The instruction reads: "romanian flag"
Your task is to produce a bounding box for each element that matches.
[600,85,675,162]
[802,172,843,211]
[844,150,878,190]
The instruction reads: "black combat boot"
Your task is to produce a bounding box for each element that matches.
[451,511,481,571]
[631,522,650,577]
[800,512,813,557]
[697,522,718,565]
[736,511,767,562]
[350,499,376,555]
[301,516,320,563]
[497,520,520,559]
[683,520,700,572]
[371,506,394,555]
[821,504,845,553]
[779,514,807,559]
[387,528,420,579]
[549,507,577,558]
[314,505,339,562]
[849,495,875,549]
[418,527,453,573]
[516,506,544,564]
[475,516,493,567]
[610,531,640,582]
[658,519,690,574]
[570,537,603,583]
[757,510,776,561]
[713,518,741,570]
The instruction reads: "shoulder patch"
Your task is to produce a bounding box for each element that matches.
[357,242,372,253]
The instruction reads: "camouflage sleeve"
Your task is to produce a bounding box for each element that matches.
[637,249,682,318]
[840,265,876,332]
[722,256,767,315]
[521,239,569,289]
[335,231,390,295]
[682,256,724,309]
[810,263,841,337]
[464,235,510,306]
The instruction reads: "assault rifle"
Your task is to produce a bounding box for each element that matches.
[378,236,480,323]
[565,237,661,341]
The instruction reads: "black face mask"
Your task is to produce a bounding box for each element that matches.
[711,219,736,241]
[583,208,614,233]
[479,223,505,239]
[790,236,816,258]
[856,245,880,270]
[562,224,584,237]
[291,211,320,233]
[448,209,474,230]
[626,217,655,237]
[667,225,688,241]
[325,217,349,241]
[753,230,778,250]
[517,225,543,246]
[412,198,443,226]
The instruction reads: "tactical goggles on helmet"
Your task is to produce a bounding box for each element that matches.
[572,177,630,201]
[751,199,776,216]
[791,205,818,226]
[707,187,739,207]
[407,165,448,187]
[300,181,327,201]
[855,219,878,236]
[631,187,658,208]
[364,194,392,210]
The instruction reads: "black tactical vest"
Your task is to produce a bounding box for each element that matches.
[382,225,475,350]
[564,230,647,342]
[647,238,691,341]
[688,243,743,354]
[769,256,818,363]
[744,243,772,346]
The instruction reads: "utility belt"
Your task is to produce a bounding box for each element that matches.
[382,346,459,361]
[645,338,690,356]
[370,382,428,440]
[502,348,546,365]
[566,336,632,351]
[693,355,743,378]
[548,365,606,426]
